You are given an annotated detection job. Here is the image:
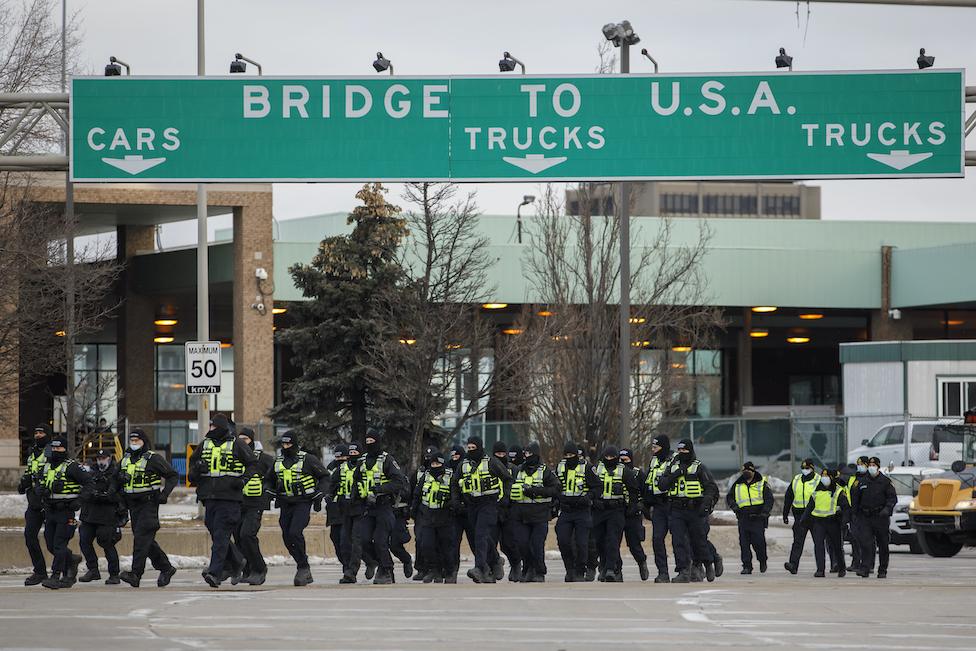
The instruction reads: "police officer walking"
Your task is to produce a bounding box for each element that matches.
[18,424,52,586]
[852,456,897,578]
[119,429,179,588]
[590,445,641,583]
[343,430,408,585]
[555,441,597,582]
[410,445,438,581]
[491,440,520,581]
[783,458,819,574]
[236,428,274,585]
[618,448,650,581]
[800,467,850,578]
[188,413,255,588]
[78,449,123,584]
[269,430,329,586]
[642,435,674,583]
[843,457,869,573]
[509,442,559,582]
[413,451,459,583]
[452,436,511,584]
[657,439,718,583]
[726,461,773,574]
[40,436,91,589]
[326,443,350,572]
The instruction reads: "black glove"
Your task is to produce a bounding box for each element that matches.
[881,508,892,518]
[156,493,169,505]
[523,486,541,498]
[783,514,789,525]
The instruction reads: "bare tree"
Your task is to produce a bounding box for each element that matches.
[367,182,546,464]
[523,183,722,458]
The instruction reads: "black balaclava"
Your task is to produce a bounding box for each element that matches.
[208,413,231,440]
[279,431,300,459]
[676,438,696,462]
[602,445,619,471]
[741,461,757,483]
[523,442,541,470]
[619,448,634,468]
[239,427,256,450]
[492,440,509,465]
[47,437,68,465]
[508,444,524,466]
[365,429,382,457]
[652,435,671,460]
[421,445,438,469]
[450,444,465,470]
[466,436,484,462]
[347,442,362,466]
[429,452,447,478]
[563,441,578,462]
[128,429,151,458]
[32,424,52,450]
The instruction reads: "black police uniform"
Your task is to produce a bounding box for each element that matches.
[725,467,774,573]
[344,441,408,584]
[800,475,851,577]
[590,446,642,582]
[783,467,820,572]
[40,443,92,588]
[325,445,350,571]
[842,466,867,572]
[509,446,560,582]
[412,458,459,582]
[188,416,256,586]
[619,450,650,581]
[657,441,718,582]
[493,442,521,581]
[236,435,274,584]
[555,446,599,582]
[119,430,179,587]
[18,426,52,584]
[447,445,471,564]
[642,437,675,582]
[852,469,897,577]
[408,449,435,580]
[78,454,123,581]
[451,437,512,583]
[267,432,330,586]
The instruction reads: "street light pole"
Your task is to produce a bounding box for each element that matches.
[516,195,535,244]
[62,0,77,445]
[618,43,632,449]
[196,0,209,442]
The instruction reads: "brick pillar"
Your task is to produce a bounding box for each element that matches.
[117,225,157,428]
[232,199,274,438]
[737,307,754,412]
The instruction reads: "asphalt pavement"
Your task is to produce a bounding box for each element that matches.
[0,545,973,651]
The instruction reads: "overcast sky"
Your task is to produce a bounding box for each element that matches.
[67,0,976,246]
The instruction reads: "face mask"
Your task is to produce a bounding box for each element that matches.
[743,472,754,482]
[49,450,67,464]
[603,457,618,469]
[820,476,831,487]
[96,459,111,471]
[467,448,483,461]
[524,453,539,467]
[856,464,867,474]
[867,466,879,477]
[801,468,813,477]
[430,465,445,478]
[129,441,144,452]
[365,440,380,455]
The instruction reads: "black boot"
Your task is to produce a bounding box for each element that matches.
[24,572,47,586]
[466,567,484,583]
[508,560,522,582]
[432,570,444,584]
[637,560,650,582]
[671,571,692,583]
[373,567,394,585]
[78,568,101,583]
[654,572,670,583]
[759,559,767,573]
[444,570,458,584]
[157,566,177,588]
[202,571,221,588]
[243,570,267,586]
[119,571,141,588]
[583,567,596,582]
[412,566,425,581]
[105,574,121,585]
[294,566,313,586]
[365,561,377,580]
[704,561,716,582]
[492,558,505,581]
[403,557,413,579]
[713,554,725,577]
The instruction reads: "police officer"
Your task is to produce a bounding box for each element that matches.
[726,461,773,574]
[18,424,52,586]
[391,472,415,580]
[618,448,650,581]
[326,443,350,573]
[236,428,274,585]
[843,457,869,573]
[413,451,459,583]
[343,430,408,585]
[119,429,179,588]
[269,430,329,586]
[492,440,519,581]
[78,449,123,584]
[555,441,597,582]
[39,436,91,589]
[800,467,850,578]
[658,439,718,583]
[508,444,524,468]
[410,445,438,581]
[452,435,512,584]
[188,413,255,588]
[642,435,674,583]
[590,445,641,583]
[509,442,559,582]
[783,458,820,574]
[853,456,897,579]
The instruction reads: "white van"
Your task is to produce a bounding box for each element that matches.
[847,420,963,468]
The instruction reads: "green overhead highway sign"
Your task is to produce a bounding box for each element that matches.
[70,70,965,182]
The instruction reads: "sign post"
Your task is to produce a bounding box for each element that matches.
[72,70,965,182]
[184,341,222,396]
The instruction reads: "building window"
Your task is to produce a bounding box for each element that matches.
[763,195,801,216]
[661,193,699,215]
[789,375,840,405]
[702,194,758,215]
[55,344,119,435]
[155,344,235,413]
[635,349,722,417]
[938,377,976,417]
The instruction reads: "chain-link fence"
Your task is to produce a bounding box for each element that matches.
[455,420,531,451]
[843,413,967,470]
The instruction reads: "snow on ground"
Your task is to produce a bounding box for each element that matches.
[0,493,27,519]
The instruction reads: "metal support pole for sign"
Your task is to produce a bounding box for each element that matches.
[196,0,209,441]
[618,43,631,448]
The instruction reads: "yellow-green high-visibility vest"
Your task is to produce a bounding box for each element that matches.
[420,468,453,509]
[557,459,586,497]
[356,452,389,499]
[595,462,625,500]
[275,452,317,497]
[668,460,704,498]
[511,465,552,504]
[734,477,766,509]
[200,439,245,478]
[811,486,843,518]
[43,461,81,499]
[791,473,818,508]
[121,452,162,494]
[460,457,500,497]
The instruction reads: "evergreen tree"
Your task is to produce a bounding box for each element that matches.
[271,184,410,447]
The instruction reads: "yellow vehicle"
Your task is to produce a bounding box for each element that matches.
[908,420,976,558]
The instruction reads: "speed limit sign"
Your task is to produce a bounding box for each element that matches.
[184,341,222,395]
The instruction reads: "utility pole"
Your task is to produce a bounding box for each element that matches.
[62,0,77,447]
[196,0,209,441]
[618,43,632,448]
